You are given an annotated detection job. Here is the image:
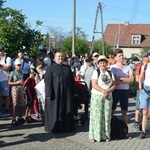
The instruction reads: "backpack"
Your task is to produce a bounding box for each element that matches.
[144,63,148,71]
[110,116,128,140]
[96,68,112,78]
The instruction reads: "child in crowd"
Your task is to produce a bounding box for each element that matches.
[24,68,39,123]
[35,58,46,84]
[8,58,24,125]
[35,79,45,125]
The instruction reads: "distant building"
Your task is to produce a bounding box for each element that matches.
[104,21,150,58]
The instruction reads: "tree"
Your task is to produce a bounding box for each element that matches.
[45,26,66,52]
[68,26,88,39]
[61,36,90,56]
[92,40,113,57]
[0,0,43,56]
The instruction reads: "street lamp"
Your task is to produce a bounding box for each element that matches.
[72,0,76,56]
[112,19,120,49]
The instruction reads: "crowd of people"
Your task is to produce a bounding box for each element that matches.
[0,45,150,142]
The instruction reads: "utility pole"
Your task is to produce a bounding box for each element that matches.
[72,0,76,56]
[90,2,104,55]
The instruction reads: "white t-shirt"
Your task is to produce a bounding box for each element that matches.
[142,63,150,86]
[0,55,12,82]
[91,69,115,95]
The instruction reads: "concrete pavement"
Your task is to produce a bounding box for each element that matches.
[0,98,150,150]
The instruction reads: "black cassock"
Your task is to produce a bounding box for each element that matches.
[44,63,77,133]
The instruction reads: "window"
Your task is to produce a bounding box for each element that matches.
[131,35,141,44]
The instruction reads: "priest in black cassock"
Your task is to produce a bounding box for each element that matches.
[44,52,77,133]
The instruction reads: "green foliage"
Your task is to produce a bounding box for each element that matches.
[93,40,113,57]
[130,55,140,61]
[142,47,150,52]
[61,36,90,56]
[129,81,137,97]
[0,1,44,56]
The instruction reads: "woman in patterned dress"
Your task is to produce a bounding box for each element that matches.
[89,55,116,143]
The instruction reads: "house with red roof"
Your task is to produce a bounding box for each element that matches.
[104,21,150,58]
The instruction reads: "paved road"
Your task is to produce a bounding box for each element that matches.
[0,98,150,150]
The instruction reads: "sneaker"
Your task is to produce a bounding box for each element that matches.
[138,131,146,139]
[25,117,32,123]
[12,119,19,126]
[28,116,37,122]
[133,122,140,131]
[18,118,25,124]
[0,109,10,117]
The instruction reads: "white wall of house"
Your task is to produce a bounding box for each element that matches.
[121,47,142,58]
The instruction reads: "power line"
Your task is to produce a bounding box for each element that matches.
[103,4,150,16]
[78,0,92,20]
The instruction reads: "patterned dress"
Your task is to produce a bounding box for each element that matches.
[89,69,114,142]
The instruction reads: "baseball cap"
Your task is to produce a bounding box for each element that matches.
[0,46,4,51]
[147,50,150,56]
[98,55,108,62]
[142,52,148,58]
[85,56,93,62]
[14,58,22,65]
[30,68,38,75]
[23,55,30,59]
[43,57,51,65]
[92,52,99,57]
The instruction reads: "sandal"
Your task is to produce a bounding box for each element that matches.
[126,134,132,139]
[88,138,95,143]
[106,138,110,142]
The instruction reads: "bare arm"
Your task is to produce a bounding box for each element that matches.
[8,77,23,86]
[92,79,105,93]
[0,64,11,72]
[139,70,144,90]
[120,73,134,83]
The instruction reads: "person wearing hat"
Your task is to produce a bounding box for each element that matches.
[0,46,12,117]
[24,68,39,123]
[92,52,100,69]
[133,51,148,131]
[138,50,150,139]
[8,58,25,125]
[89,55,116,142]
[110,49,134,126]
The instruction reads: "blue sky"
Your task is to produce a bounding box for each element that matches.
[4,0,150,40]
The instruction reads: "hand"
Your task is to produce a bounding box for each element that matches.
[20,79,24,85]
[73,94,78,97]
[76,71,81,76]
[103,90,108,98]
[46,96,51,100]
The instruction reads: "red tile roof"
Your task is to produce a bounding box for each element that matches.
[104,23,150,48]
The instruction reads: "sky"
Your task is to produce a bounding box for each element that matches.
[4,0,150,40]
